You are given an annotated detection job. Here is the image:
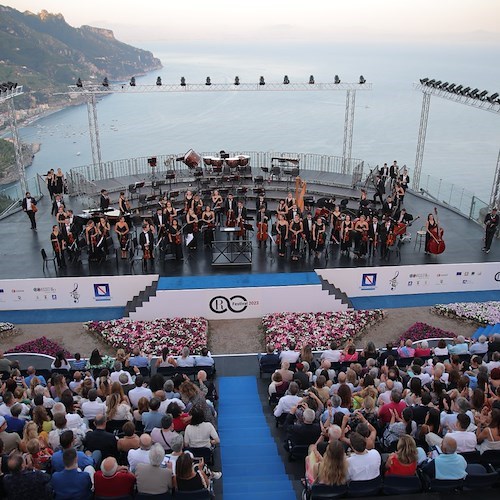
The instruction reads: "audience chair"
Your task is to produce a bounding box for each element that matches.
[480,450,500,471]
[459,451,481,464]
[463,463,499,490]
[185,447,214,466]
[285,440,310,462]
[307,483,348,499]
[259,358,280,378]
[347,476,383,497]
[428,478,464,492]
[106,419,129,436]
[382,475,422,495]
[41,248,57,273]
[173,489,212,499]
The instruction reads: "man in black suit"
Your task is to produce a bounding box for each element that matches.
[303,212,314,252]
[373,175,385,205]
[235,200,247,222]
[100,189,110,212]
[368,215,380,256]
[284,406,321,454]
[379,216,394,259]
[394,208,412,225]
[21,192,37,230]
[82,414,117,463]
[224,193,236,225]
[287,203,301,222]
[382,195,395,218]
[389,160,399,189]
[51,194,65,216]
[138,223,155,270]
[379,163,389,183]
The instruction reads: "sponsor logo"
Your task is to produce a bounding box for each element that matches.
[495,272,500,282]
[70,283,80,304]
[94,283,111,301]
[209,295,250,314]
[361,273,377,290]
[389,271,399,291]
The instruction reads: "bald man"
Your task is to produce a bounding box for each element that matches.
[422,435,468,480]
[127,433,152,472]
[94,456,135,497]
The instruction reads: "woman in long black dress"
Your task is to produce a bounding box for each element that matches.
[353,214,369,258]
[96,216,110,260]
[54,168,64,195]
[115,216,130,259]
[201,205,215,247]
[341,214,353,255]
[51,225,65,268]
[312,217,326,258]
[425,213,438,254]
[289,213,303,261]
[275,214,288,258]
[330,205,342,246]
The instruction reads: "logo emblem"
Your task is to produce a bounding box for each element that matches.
[495,272,500,282]
[94,283,111,301]
[389,271,399,291]
[70,283,80,303]
[361,273,377,290]
[209,295,248,314]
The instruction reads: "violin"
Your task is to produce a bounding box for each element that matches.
[362,230,369,242]
[175,231,182,245]
[257,221,268,241]
[67,232,75,245]
[193,221,199,233]
[343,227,350,242]
[428,207,446,254]
[318,230,325,246]
[143,244,151,260]
[52,237,61,254]
[386,231,396,247]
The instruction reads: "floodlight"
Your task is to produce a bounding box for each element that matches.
[180,77,186,86]
[309,75,315,84]
[156,77,162,86]
[130,77,136,86]
[205,77,211,86]
[359,75,366,84]
[283,75,290,84]
[259,76,265,85]
[334,75,341,84]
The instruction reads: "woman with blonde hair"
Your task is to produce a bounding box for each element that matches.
[300,344,317,372]
[385,434,419,476]
[115,348,128,364]
[106,392,133,421]
[28,376,41,398]
[32,405,53,436]
[20,421,40,453]
[110,381,130,406]
[313,440,348,486]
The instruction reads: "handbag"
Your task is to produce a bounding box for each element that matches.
[31,204,38,213]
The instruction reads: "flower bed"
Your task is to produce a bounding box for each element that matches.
[395,322,457,345]
[262,310,384,350]
[6,336,70,357]
[432,301,500,325]
[85,318,209,355]
[0,322,17,340]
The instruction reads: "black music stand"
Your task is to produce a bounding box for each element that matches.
[270,166,281,181]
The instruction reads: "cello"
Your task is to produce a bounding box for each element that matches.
[257,220,268,242]
[428,207,446,254]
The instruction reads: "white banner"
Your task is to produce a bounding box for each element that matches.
[129,284,349,320]
[0,275,158,310]
[316,263,500,298]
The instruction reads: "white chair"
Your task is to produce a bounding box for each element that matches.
[414,226,427,251]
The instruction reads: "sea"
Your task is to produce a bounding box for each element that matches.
[9,40,500,202]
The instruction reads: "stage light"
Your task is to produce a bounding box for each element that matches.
[180,77,186,86]
[478,90,488,100]
[259,76,265,85]
[283,75,290,84]
[469,88,479,98]
[334,75,341,84]
[420,78,429,85]
[359,75,366,84]
[76,78,83,88]
[156,77,162,86]
[205,77,211,86]
[488,92,499,102]
[434,80,442,87]
[447,83,455,92]
[0,84,7,92]
[454,85,463,94]
[309,75,315,84]
[440,82,449,89]
[234,76,240,85]
[130,77,136,87]
[461,86,471,95]
[6,82,17,90]
[102,77,109,87]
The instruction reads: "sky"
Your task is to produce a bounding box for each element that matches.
[2,0,500,43]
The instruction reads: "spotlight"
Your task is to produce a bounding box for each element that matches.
[102,77,109,87]
[469,88,479,97]
[6,82,17,90]
[359,75,366,84]
[420,78,429,85]
[478,90,488,100]
[0,84,7,92]
[205,77,211,86]
[259,76,265,85]
[234,76,240,86]
[283,75,290,84]
[428,79,436,86]
[156,77,162,86]
[447,83,455,92]
[461,86,471,95]
[334,75,341,84]
[130,77,136,87]
[488,92,499,103]
[76,78,83,88]
[180,77,186,86]
[309,75,315,84]
[434,80,442,87]
[454,85,463,94]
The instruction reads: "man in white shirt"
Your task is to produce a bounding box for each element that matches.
[195,347,215,367]
[155,390,185,414]
[81,389,106,420]
[320,341,342,363]
[279,342,300,364]
[128,376,153,408]
[109,361,133,385]
[445,414,477,453]
[469,335,489,355]
[127,434,152,472]
[273,382,302,418]
[347,432,381,481]
[177,347,196,367]
[486,352,500,372]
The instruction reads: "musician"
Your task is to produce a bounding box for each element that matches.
[51,194,65,216]
[235,200,248,240]
[379,163,389,184]
[359,189,371,217]
[85,220,99,262]
[394,182,405,209]
[330,206,342,246]
[285,192,296,210]
[275,214,289,258]
[186,208,199,249]
[118,192,130,215]
[389,160,399,189]
[394,207,412,225]
[256,207,269,249]
[164,200,177,223]
[303,212,314,252]
[211,190,223,224]
[295,176,307,213]
[340,214,353,255]
[115,216,130,259]
[224,193,236,226]
[168,219,183,260]
[373,175,385,205]
[100,189,110,211]
[56,206,67,230]
[139,222,155,268]
[97,216,111,260]
[382,195,396,217]
[312,217,327,258]
[46,169,56,200]
[184,190,195,214]
[399,167,410,191]
[289,213,304,261]
[380,216,394,259]
[483,207,498,254]
[193,193,203,216]
[201,205,215,247]
[425,213,438,255]
[276,199,288,219]
[353,214,369,258]
[50,225,65,268]
[287,203,301,222]
[368,215,380,256]
[256,194,267,212]
[153,208,168,235]
[61,217,75,253]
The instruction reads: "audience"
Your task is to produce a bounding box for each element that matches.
[135,442,173,495]
[93,456,136,498]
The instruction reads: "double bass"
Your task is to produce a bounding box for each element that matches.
[428,208,446,254]
[257,220,268,242]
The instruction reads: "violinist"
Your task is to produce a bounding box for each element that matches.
[399,166,410,192]
[285,191,296,211]
[380,216,394,259]
[394,182,405,209]
[51,194,65,217]
[483,207,499,253]
[236,200,248,240]
[118,192,130,215]
[256,206,269,249]
[139,222,155,269]
[153,208,169,252]
[382,195,396,218]
[164,200,177,224]
[186,208,199,249]
[340,214,353,256]
[115,216,130,259]
[359,189,371,217]
[46,169,56,200]
[256,194,267,212]
[276,199,288,219]
[168,219,183,260]
[394,207,412,225]
[97,216,111,260]
[312,217,327,258]
[51,225,66,268]
[303,212,314,253]
[211,189,223,225]
[389,160,399,190]
[85,220,99,262]
[287,203,301,222]
[56,206,67,230]
[224,193,236,226]
[184,190,194,214]
[275,213,289,258]
[353,214,369,258]
[289,213,304,261]
[373,175,385,205]
[201,205,215,247]
[330,205,342,246]
[193,193,203,216]
[368,215,380,256]
[61,217,75,254]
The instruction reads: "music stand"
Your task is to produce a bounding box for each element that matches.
[165,170,175,191]
[270,166,281,181]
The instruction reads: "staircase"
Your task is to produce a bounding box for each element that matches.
[472,323,500,339]
[123,280,159,317]
[319,276,353,308]
[218,376,297,500]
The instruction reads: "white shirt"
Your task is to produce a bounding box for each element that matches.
[347,450,381,481]
[279,350,300,364]
[159,397,185,414]
[415,373,432,385]
[321,349,342,363]
[110,370,133,385]
[81,400,106,419]
[128,448,151,472]
[446,431,478,453]
[273,395,301,417]
[177,356,196,367]
[128,387,153,408]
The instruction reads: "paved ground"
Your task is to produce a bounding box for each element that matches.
[1,306,478,356]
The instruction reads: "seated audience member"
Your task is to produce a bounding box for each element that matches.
[128,433,152,472]
[379,342,399,364]
[293,362,311,391]
[163,379,181,400]
[321,341,342,363]
[195,347,215,367]
[24,366,47,387]
[421,435,467,480]
[433,339,449,356]
[276,360,294,383]
[168,401,191,432]
[268,371,290,398]
[83,414,118,461]
[184,406,220,449]
[414,340,431,358]
[259,343,280,367]
[446,413,478,452]
[284,407,321,451]
[178,380,216,426]
[175,452,211,492]
[279,342,301,364]
[70,353,87,371]
[3,452,52,500]
[52,430,95,472]
[197,369,218,403]
[136,442,173,495]
[385,434,419,476]
[314,424,342,455]
[273,382,302,418]
[448,336,469,355]
[378,389,407,425]
[165,433,191,474]
[142,397,163,433]
[362,341,378,361]
[4,403,26,436]
[126,347,150,369]
[25,437,53,471]
[94,456,136,498]
[397,339,416,358]
[347,431,381,481]
[382,407,417,449]
[340,344,359,363]
[151,414,178,451]
[117,421,140,454]
[109,361,133,385]
[128,375,153,409]
[315,359,336,383]
[476,407,500,453]
[469,335,489,355]
[51,448,93,500]
[310,440,348,486]
[81,389,106,420]
[177,347,196,367]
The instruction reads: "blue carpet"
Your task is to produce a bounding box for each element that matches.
[218,376,295,500]
[158,272,319,290]
[0,306,124,324]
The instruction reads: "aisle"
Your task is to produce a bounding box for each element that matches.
[218,376,296,500]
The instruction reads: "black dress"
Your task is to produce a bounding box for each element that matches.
[276,222,287,257]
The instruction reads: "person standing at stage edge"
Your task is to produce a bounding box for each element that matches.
[483,207,498,254]
[22,192,37,231]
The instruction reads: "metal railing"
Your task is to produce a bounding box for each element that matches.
[0,175,44,219]
[67,152,363,196]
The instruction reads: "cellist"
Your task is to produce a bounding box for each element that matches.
[256,206,269,249]
[289,213,304,261]
[425,211,445,255]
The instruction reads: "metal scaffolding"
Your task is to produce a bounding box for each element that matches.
[413,92,431,191]
[69,80,372,176]
[0,86,26,193]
